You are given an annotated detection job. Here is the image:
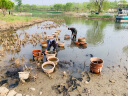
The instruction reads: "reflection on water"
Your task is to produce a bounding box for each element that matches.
[86,21,104,45]
[115,22,128,29]
[123,45,128,56]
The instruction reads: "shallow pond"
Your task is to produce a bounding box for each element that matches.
[0,16,128,74]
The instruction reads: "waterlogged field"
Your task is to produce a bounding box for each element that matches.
[0,16,128,96]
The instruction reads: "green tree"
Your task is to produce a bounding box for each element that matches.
[53,4,63,11]
[109,1,118,9]
[87,2,93,12]
[31,4,37,10]
[0,0,14,16]
[65,2,73,11]
[82,2,88,12]
[118,0,127,8]
[15,0,22,12]
[90,0,108,13]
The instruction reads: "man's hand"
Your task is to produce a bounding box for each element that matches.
[45,50,47,54]
[54,49,56,53]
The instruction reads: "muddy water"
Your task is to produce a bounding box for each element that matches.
[43,64,54,69]
[48,58,58,62]
[0,17,128,74]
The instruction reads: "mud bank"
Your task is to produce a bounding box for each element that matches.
[0,18,65,32]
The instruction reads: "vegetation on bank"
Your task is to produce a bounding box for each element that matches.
[85,14,118,18]
[0,13,39,23]
[84,14,113,18]
[13,0,128,14]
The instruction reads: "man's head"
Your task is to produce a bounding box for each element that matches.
[68,28,70,30]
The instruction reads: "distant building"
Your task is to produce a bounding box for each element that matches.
[118,3,128,14]
[108,9,117,13]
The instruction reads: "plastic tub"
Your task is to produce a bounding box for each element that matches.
[46,51,57,59]
[42,43,47,48]
[64,34,70,39]
[78,37,86,42]
[18,72,30,80]
[48,57,59,66]
[58,41,65,47]
[42,61,55,74]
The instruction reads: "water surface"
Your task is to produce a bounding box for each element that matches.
[0,16,128,73]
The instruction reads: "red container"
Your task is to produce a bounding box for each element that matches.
[41,41,47,44]
[75,41,79,45]
[33,53,43,57]
[90,57,104,73]
[82,43,87,47]
[32,50,42,54]
[90,66,102,74]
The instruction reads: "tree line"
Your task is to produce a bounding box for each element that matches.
[14,1,118,13]
[0,0,128,16]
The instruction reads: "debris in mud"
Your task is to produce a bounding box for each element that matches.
[52,76,81,96]
[71,73,82,79]
[109,79,116,83]
[63,71,67,77]
[39,92,43,95]
[77,94,82,96]
[58,60,73,68]
[30,87,36,91]
[6,66,22,78]
[8,78,19,88]
[124,66,128,79]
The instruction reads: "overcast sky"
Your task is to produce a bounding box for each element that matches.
[11,0,120,5]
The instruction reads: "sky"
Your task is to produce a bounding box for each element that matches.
[11,0,120,5]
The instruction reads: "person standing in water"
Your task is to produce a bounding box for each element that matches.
[68,27,77,39]
[45,36,57,54]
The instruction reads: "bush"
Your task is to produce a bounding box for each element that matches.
[88,14,99,17]
[114,15,118,18]
[102,15,113,18]
[91,10,95,13]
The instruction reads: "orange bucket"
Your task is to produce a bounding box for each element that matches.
[32,50,42,54]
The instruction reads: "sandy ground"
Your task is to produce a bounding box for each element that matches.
[0,55,128,96]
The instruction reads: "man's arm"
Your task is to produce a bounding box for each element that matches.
[45,40,51,54]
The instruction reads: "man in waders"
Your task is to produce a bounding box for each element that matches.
[45,36,57,54]
[68,27,77,40]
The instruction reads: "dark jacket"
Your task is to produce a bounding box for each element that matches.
[69,28,77,35]
[46,39,57,50]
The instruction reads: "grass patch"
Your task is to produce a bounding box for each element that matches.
[88,14,113,18]
[30,10,64,14]
[0,12,40,23]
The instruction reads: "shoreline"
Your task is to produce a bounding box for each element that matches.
[0,18,65,32]
[74,16,115,21]
[0,19,44,32]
